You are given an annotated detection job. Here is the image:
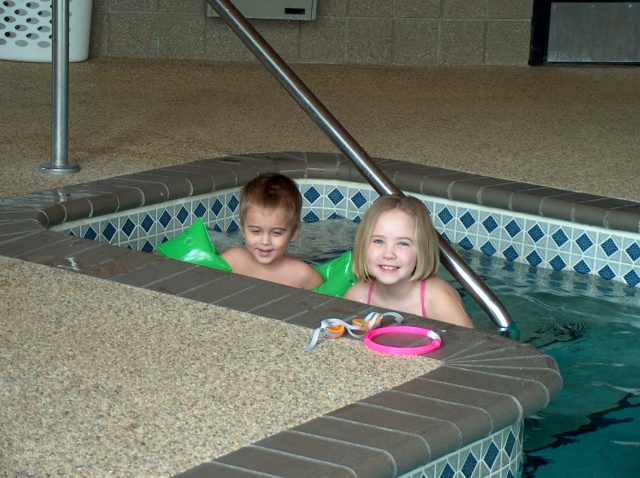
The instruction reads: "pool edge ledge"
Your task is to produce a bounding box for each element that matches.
[0,151,576,477]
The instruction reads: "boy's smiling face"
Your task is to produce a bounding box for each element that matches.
[241,206,299,265]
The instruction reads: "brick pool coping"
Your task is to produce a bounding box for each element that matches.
[0,151,593,476]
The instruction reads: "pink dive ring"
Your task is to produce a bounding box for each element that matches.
[363,326,442,355]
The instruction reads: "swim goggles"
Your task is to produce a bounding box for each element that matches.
[304,311,404,351]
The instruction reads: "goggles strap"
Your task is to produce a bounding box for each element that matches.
[304,311,405,351]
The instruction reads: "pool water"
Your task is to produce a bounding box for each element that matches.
[453,251,640,478]
[209,219,640,477]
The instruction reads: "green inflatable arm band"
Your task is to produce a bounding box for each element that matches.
[156,218,232,272]
[312,250,357,298]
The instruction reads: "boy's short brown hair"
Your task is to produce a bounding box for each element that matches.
[352,195,440,281]
[239,172,302,230]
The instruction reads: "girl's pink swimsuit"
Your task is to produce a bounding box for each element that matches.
[366,278,428,317]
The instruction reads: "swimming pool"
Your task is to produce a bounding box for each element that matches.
[6,151,638,476]
[50,159,636,474]
[456,251,640,477]
[209,217,639,477]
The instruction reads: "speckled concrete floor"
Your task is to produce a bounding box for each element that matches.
[0,58,637,476]
[1,58,639,201]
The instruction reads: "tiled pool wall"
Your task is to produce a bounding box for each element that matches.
[55,179,640,289]
[398,420,523,478]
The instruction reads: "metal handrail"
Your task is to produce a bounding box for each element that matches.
[41,0,80,175]
[209,0,517,335]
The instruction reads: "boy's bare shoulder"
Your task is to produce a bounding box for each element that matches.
[220,247,252,272]
[221,247,248,260]
[285,256,323,289]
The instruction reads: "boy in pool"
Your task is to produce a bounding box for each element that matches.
[221,172,324,290]
[344,195,473,328]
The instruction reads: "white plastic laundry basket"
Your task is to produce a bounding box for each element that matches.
[0,0,93,62]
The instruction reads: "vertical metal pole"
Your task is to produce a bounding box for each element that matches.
[41,0,80,174]
[206,0,516,335]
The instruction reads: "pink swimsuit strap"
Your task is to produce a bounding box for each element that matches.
[366,279,375,305]
[367,279,428,318]
[420,279,427,318]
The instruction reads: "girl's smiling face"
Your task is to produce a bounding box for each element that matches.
[241,206,298,265]
[366,209,418,285]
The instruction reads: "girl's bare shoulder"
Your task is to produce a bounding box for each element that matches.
[344,280,369,302]
[424,276,474,328]
[425,275,458,292]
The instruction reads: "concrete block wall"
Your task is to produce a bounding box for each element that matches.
[90,0,534,65]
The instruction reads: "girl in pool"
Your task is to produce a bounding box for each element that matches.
[344,195,474,328]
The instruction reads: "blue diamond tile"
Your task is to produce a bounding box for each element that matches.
[194,202,206,218]
[438,207,453,225]
[528,224,545,242]
[573,260,591,274]
[526,251,543,267]
[505,219,522,238]
[575,233,594,252]
[327,212,343,219]
[600,237,619,257]
[481,241,496,256]
[351,191,367,209]
[159,211,171,228]
[303,211,320,223]
[103,222,117,241]
[441,232,451,244]
[598,265,616,280]
[141,214,154,232]
[227,220,239,232]
[228,195,239,212]
[623,270,640,287]
[439,463,455,478]
[327,188,344,205]
[549,255,566,271]
[211,198,223,216]
[552,229,569,247]
[459,237,474,250]
[461,453,478,478]
[460,211,476,229]
[83,226,97,240]
[482,215,498,233]
[484,442,499,468]
[304,186,321,204]
[176,206,189,224]
[122,218,135,237]
[141,241,154,253]
[626,242,640,261]
[503,246,519,262]
[505,431,516,456]
[212,224,222,232]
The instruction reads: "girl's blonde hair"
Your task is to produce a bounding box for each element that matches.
[352,195,440,281]
[239,173,302,231]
